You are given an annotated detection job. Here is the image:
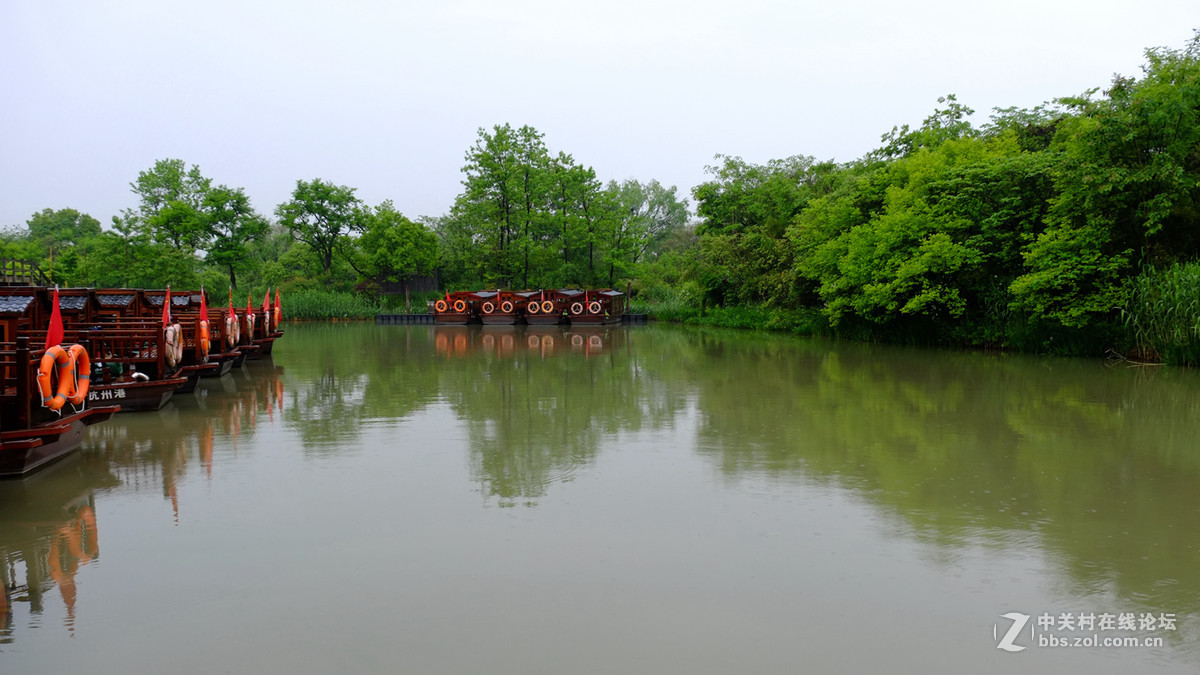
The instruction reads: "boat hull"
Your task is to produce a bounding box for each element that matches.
[87,377,188,412]
[0,406,120,477]
[566,314,624,325]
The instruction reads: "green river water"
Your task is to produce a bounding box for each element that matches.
[1,321,1198,674]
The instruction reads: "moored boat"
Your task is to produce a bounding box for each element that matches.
[564,289,626,325]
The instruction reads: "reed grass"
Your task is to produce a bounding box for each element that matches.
[1123,262,1200,365]
[281,289,384,320]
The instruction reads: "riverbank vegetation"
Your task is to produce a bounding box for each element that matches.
[2,33,1198,360]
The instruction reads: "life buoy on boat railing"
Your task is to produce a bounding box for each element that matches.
[526,302,540,315]
[500,301,514,313]
[225,315,237,349]
[245,312,255,343]
[199,320,210,358]
[274,305,282,328]
[482,301,496,314]
[541,300,554,313]
[164,324,182,368]
[570,302,584,315]
[66,344,90,406]
[588,301,602,315]
[36,345,74,412]
[434,299,448,313]
[453,299,467,313]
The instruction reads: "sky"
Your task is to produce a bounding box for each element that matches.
[2,1,1197,229]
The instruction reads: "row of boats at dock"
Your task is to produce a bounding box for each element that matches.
[433,289,627,325]
[0,286,284,477]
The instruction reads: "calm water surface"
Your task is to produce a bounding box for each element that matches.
[2,322,1199,673]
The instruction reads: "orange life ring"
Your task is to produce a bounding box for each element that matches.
[67,344,90,406]
[225,315,237,349]
[526,302,540,315]
[453,299,467,313]
[570,302,584,315]
[274,305,282,327]
[588,301,602,314]
[36,345,74,411]
[199,320,210,357]
[245,312,255,342]
[500,301,514,313]
[434,299,448,313]
[541,300,554,313]
[482,301,496,314]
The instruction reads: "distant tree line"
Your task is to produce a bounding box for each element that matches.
[0,128,689,299]
[4,32,1198,360]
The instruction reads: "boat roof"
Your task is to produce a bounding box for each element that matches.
[59,296,89,311]
[97,294,136,307]
[0,295,34,314]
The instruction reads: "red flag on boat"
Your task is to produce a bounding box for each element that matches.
[45,285,64,350]
[228,287,237,324]
[262,289,270,317]
[246,292,253,318]
[199,287,209,324]
[162,286,171,327]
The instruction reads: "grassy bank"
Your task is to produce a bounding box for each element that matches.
[279,289,444,320]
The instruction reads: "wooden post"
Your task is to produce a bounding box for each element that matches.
[16,336,31,429]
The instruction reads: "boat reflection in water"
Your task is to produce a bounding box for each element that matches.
[0,454,117,640]
[435,325,626,360]
[0,359,286,645]
[85,360,285,521]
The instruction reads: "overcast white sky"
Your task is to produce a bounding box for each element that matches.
[2,1,1197,229]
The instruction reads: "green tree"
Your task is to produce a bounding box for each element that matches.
[452,124,556,287]
[25,207,103,283]
[129,158,213,251]
[351,200,438,287]
[607,179,690,285]
[693,154,838,306]
[1011,32,1200,327]
[204,185,269,290]
[275,178,363,277]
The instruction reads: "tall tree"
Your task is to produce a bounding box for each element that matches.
[275,179,363,276]
[453,124,553,287]
[129,158,213,251]
[204,185,269,289]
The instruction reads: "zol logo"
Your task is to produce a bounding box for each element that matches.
[995,612,1032,652]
